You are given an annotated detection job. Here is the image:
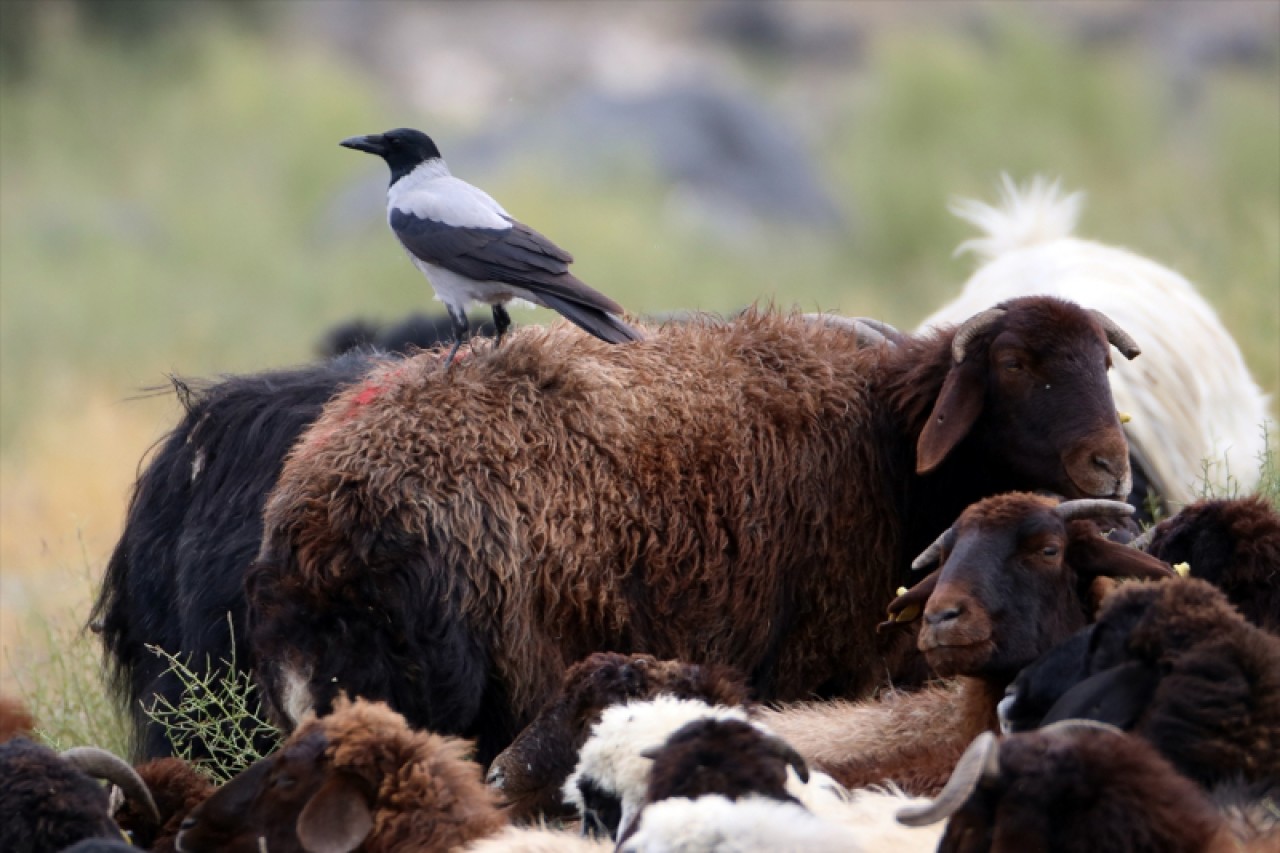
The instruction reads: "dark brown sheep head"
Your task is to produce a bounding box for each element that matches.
[114,758,213,853]
[178,697,502,853]
[1035,577,1280,787]
[639,718,807,806]
[886,493,1172,680]
[917,298,1138,500]
[897,723,1229,853]
[1142,495,1280,632]
[486,652,751,819]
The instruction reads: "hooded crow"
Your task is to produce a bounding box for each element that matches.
[341,127,643,361]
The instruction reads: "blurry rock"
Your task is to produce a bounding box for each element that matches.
[696,0,860,64]
[458,81,848,241]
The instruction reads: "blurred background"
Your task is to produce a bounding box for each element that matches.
[1,0,1277,733]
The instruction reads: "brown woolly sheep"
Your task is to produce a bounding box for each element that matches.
[176,696,506,853]
[248,299,1140,761]
[487,651,752,819]
[1139,495,1280,633]
[1034,577,1280,789]
[113,758,213,853]
[758,492,1172,795]
[899,723,1270,853]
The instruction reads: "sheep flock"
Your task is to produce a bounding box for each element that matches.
[7,177,1277,853]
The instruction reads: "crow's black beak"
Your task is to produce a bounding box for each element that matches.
[340,134,385,155]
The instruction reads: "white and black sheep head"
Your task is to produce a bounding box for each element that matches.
[487,652,751,819]
[884,493,1173,680]
[562,697,754,840]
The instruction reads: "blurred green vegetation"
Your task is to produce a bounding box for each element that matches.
[1,16,1276,452]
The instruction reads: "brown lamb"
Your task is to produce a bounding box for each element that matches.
[177,697,507,853]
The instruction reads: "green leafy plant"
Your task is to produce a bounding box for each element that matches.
[140,615,280,782]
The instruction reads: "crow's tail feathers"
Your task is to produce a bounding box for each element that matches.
[538,292,646,345]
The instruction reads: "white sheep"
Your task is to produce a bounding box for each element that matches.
[919,175,1272,509]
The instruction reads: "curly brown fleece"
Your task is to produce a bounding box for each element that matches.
[311,698,506,852]
[115,758,213,853]
[1094,578,1280,787]
[1145,496,1280,633]
[250,299,1130,758]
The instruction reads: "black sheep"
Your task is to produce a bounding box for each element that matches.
[91,351,383,759]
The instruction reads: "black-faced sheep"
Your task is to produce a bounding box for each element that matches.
[248,298,1141,761]
[758,492,1172,794]
[486,651,752,819]
[1005,577,1280,789]
[176,696,506,853]
[562,697,758,839]
[0,738,160,853]
[91,351,383,759]
[919,175,1272,516]
[899,722,1269,853]
[1139,495,1280,632]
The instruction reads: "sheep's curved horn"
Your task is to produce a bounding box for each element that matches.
[911,528,952,571]
[1036,718,1126,737]
[802,314,905,350]
[1052,499,1136,522]
[760,732,810,784]
[1129,524,1158,551]
[951,307,1007,364]
[1088,309,1141,360]
[61,746,161,824]
[896,731,1000,827]
[852,317,906,349]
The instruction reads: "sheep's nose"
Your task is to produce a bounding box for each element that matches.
[925,604,963,628]
[485,765,505,789]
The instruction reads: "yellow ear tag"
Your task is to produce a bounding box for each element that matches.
[1173,562,1191,577]
[1118,411,1132,424]
[896,586,909,597]
[894,603,922,622]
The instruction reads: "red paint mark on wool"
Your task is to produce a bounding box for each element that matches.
[353,383,386,407]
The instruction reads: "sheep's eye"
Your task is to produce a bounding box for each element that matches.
[1041,546,1059,558]
[1001,359,1022,372]
[272,774,296,789]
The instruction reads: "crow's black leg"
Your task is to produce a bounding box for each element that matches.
[492,303,512,348]
[444,303,470,366]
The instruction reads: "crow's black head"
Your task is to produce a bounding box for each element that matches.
[340,128,442,183]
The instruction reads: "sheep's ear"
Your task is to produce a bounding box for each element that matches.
[879,570,940,632]
[1041,661,1158,730]
[1067,535,1175,584]
[917,359,986,474]
[296,773,374,853]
